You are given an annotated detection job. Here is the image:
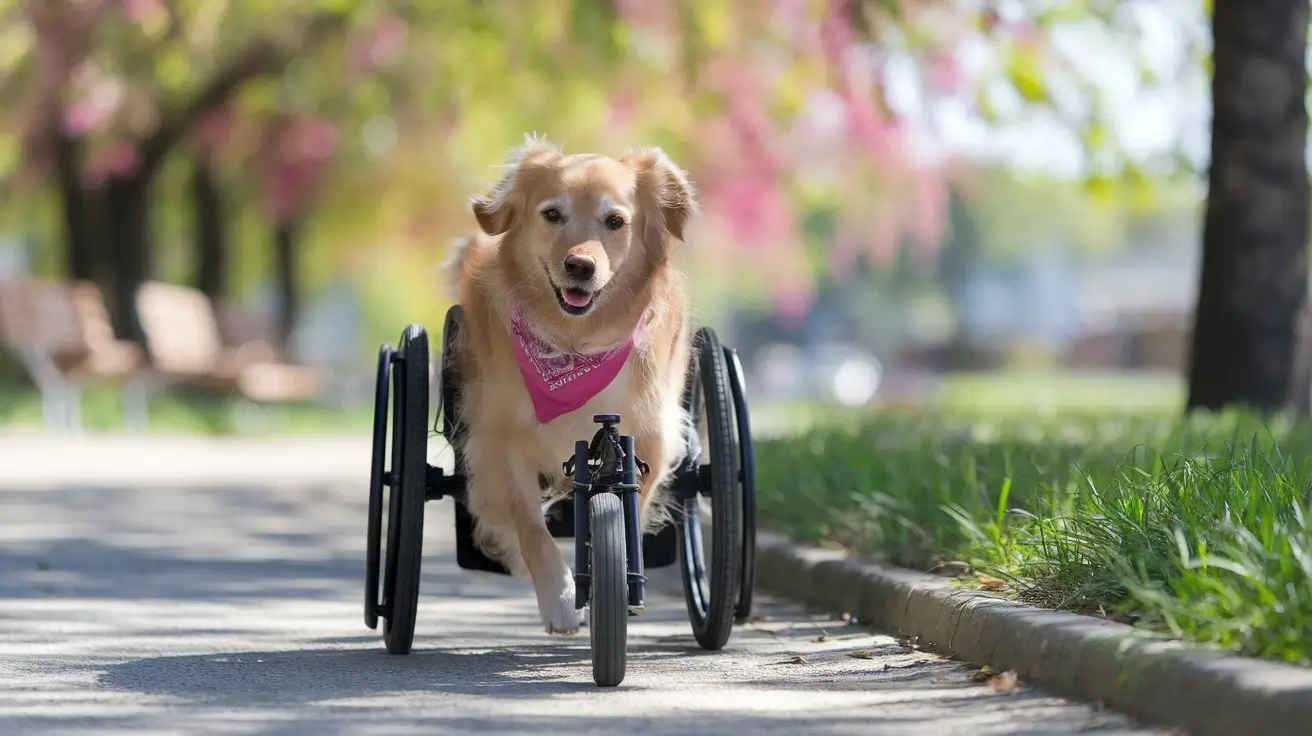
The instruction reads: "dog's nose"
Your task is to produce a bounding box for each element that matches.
[563,254,596,282]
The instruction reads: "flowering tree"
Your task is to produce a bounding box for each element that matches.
[4,0,359,344]
[0,0,1219,354]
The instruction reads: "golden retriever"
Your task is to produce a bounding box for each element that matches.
[442,134,697,633]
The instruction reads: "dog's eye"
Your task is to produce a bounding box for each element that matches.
[605,215,625,231]
[542,208,562,223]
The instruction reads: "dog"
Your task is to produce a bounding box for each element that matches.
[442,134,698,633]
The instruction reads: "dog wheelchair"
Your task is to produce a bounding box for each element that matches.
[363,305,758,687]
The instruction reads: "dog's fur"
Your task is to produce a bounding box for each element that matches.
[442,135,698,633]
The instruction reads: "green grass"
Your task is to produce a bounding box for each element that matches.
[756,410,1312,667]
[934,370,1185,417]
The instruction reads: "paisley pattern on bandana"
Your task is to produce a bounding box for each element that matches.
[510,306,636,424]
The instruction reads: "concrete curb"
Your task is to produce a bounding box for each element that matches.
[754,531,1312,736]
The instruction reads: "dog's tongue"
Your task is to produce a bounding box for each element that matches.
[563,288,593,308]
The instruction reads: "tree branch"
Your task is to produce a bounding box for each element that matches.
[137,11,351,178]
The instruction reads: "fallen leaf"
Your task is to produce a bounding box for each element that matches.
[971,665,994,682]
[815,634,831,642]
[987,669,1020,694]
[848,650,874,659]
[766,655,808,666]
[978,574,1007,590]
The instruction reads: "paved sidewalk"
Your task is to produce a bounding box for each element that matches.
[0,435,1160,734]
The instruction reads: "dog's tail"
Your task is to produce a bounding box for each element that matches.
[439,231,480,299]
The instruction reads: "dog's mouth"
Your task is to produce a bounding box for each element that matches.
[552,283,597,316]
[546,268,600,316]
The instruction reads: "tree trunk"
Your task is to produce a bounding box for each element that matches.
[102,177,152,348]
[192,156,228,306]
[53,133,96,282]
[1186,0,1310,413]
[273,217,300,357]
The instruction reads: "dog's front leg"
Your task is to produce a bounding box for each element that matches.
[507,463,581,634]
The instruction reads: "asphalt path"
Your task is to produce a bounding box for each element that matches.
[0,435,1164,735]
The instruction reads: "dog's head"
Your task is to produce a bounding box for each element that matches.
[470,134,696,321]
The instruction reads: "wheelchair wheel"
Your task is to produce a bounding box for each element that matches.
[365,345,393,630]
[677,327,741,651]
[724,346,757,623]
[379,324,430,655]
[589,492,628,687]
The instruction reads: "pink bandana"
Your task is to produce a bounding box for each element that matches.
[510,306,636,424]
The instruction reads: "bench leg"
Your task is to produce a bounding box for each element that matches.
[122,376,153,434]
[14,347,73,436]
[40,387,66,435]
[65,384,84,435]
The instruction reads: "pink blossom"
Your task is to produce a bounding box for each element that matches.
[843,89,900,159]
[261,117,339,221]
[346,36,372,79]
[121,0,163,23]
[928,53,962,93]
[83,141,141,187]
[606,88,638,138]
[193,106,235,158]
[711,178,792,246]
[614,0,667,28]
[370,15,408,66]
[772,279,815,325]
[819,0,852,72]
[61,99,107,136]
[345,16,406,79]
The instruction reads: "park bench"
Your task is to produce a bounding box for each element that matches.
[132,281,322,423]
[0,279,145,433]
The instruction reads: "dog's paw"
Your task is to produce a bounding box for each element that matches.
[536,571,582,635]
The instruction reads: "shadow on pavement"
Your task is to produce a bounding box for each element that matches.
[78,643,1137,736]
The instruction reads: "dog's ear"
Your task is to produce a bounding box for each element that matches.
[470,134,562,236]
[622,147,698,242]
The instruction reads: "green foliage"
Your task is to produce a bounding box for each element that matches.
[758,405,1312,666]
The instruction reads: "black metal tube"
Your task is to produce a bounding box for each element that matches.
[621,435,645,611]
[572,440,591,610]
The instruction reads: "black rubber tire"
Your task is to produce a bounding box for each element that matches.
[677,327,740,651]
[724,347,757,623]
[381,324,429,655]
[365,345,393,630]
[589,492,629,687]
